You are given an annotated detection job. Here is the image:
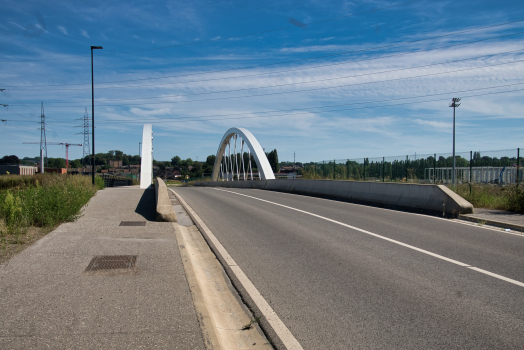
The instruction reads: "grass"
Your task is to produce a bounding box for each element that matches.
[0,174,104,263]
[452,183,523,213]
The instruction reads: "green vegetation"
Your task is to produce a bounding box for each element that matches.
[0,174,104,262]
[452,184,523,213]
[303,153,520,182]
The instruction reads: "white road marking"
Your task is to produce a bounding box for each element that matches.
[170,189,304,350]
[249,188,523,236]
[213,188,524,289]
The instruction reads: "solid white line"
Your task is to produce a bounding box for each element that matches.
[468,267,524,288]
[248,188,524,237]
[213,187,524,288]
[170,189,304,350]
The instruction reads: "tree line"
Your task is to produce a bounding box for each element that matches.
[304,153,521,181]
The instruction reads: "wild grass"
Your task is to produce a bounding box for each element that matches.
[452,184,523,213]
[0,174,104,261]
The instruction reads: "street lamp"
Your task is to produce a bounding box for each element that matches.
[91,45,103,185]
[449,97,461,188]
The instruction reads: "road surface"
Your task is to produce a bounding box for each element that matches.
[174,186,524,349]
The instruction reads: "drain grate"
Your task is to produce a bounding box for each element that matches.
[119,221,146,226]
[84,255,138,276]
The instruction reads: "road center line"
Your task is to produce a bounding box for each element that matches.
[213,188,524,288]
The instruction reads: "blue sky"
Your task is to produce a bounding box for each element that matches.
[1,0,523,163]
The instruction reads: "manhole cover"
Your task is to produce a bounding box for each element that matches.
[119,221,146,226]
[84,255,138,276]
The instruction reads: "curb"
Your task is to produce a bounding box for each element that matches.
[155,177,178,222]
[169,188,303,350]
[458,215,524,232]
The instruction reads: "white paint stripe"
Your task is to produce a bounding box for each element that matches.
[467,267,524,288]
[170,189,304,350]
[213,188,524,288]
[214,188,469,267]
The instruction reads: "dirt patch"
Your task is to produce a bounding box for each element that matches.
[0,219,55,265]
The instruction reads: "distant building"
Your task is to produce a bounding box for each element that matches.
[0,165,38,175]
[45,168,67,174]
[109,160,123,168]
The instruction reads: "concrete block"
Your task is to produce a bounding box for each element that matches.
[195,179,473,216]
[155,177,177,222]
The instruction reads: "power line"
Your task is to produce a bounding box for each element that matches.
[25,48,524,104]
[15,57,524,108]
[0,0,422,64]
[44,82,524,125]
[89,87,524,124]
[6,18,524,90]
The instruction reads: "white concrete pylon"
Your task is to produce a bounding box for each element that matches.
[140,124,153,189]
[212,127,275,181]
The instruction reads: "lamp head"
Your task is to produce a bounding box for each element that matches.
[90,46,103,50]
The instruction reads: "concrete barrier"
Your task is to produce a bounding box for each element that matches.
[195,179,473,216]
[154,177,177,222]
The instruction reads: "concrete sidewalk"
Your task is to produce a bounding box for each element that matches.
[0,186,206,349]
[460,208,524,232]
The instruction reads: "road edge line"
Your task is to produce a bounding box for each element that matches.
[170,188,304,350]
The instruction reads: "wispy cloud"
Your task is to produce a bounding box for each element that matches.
[57,26,68,35]
[80,29,89,38]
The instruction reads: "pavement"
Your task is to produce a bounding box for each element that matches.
[460,208,524,232]
[175,186,524,349]
[0,186,206,349]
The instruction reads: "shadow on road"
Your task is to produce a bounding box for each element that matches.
[135,188,156,221]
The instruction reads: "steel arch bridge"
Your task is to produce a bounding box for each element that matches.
[212,128,275,181]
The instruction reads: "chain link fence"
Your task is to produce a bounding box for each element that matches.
[303,148,522,185]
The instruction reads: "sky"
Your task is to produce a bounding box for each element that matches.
[1,0,523,163]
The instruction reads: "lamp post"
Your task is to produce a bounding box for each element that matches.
[449,97,461,188]
[91,45,103,185]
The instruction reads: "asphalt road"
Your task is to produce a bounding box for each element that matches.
[175,186,524,349]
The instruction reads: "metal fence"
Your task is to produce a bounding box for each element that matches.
[305,148,522,185]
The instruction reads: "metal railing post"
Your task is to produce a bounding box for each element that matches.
[363,158,366,181]
[518,148,520,188]
[470,151,473,194]
[434,153,436,184]
[383,157,385,182]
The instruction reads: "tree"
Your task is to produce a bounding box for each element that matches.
[206,155,216,166]
[69,159,82,168]
[265,149,279,173]
[171,156,181,167]
[0,155,19,164]
[47,158,66,168]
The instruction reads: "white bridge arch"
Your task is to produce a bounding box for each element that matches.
[212,128,275,181]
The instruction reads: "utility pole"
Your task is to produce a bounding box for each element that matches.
[449,98,461,188]
[91,45,103,186]
[39,102,47,173]
[75,107,91,170]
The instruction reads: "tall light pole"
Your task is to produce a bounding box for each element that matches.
[449,97,461,188]
[91,45,103,185]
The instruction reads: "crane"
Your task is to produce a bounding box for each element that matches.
[23,142,83,169]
